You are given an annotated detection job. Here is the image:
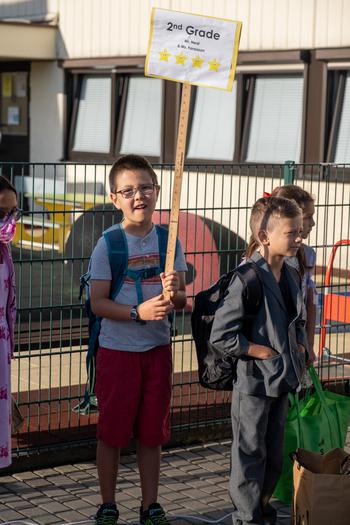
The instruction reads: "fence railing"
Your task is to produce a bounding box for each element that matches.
[2,161,349,463]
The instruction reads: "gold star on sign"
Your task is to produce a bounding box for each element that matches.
[175,52,187,65]
[208,59,220,72]
[159,49,171,62]
[192,55,204,68]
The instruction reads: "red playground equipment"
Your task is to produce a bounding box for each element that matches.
[319,239,350,381]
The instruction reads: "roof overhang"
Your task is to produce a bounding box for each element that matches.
[0,21,56,60]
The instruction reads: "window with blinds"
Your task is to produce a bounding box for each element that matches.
[72,76,111,153]
[334,72,350,163]
[120,77,163,157]
[245,75,304,164]
[187,83,237,160]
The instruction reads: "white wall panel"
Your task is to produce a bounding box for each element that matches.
[30,61,64,162]
[299,0,315,49]
[1,0,350,57]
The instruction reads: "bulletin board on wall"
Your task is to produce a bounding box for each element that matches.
[1,72,28,136]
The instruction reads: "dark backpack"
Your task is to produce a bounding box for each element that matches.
[73,223,170,414]
[191,262,262,391]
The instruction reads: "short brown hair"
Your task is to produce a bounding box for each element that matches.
[246,196,302,258]
[109,154,158,193]
[270,184,314,210]
[0,175,17,196]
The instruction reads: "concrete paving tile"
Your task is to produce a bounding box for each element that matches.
[5,499,38,511]
[165,458,189,468]
[186,478,216,489]
[162,468,184,478]
[56,509,87,522]
[65,487,92,498]
[200,461,229,473]
[54,465,80,474]
[34,514,66,525]
[13,471,40,481]
[3,480,33,494]
[178,487,213,500]
[0,509,26,521]
[25,496,54,506]
[38,501,73,513]
[79,479,100,492]
[80,493,102,505]
[21,489,46,501]
[34,468,58,477]
[159,481,188,492]
[0,475,15,483]
[115,491,137,503]
[117,480,136,490]
[163,502,188,513]
[0,492,24,504]
[74,463,97,470]
[117,506,139,523]
[41,487,69,498]
[123,486,142,499]
[0,486,11,495]
[62,497,93,510]
[47,475,74,487]
[67,471,94,481]
[159,491,188,503]
[0,503,10,514]
[176,451,205,463]
[25,477,54,488]
[17,506,52,518]
[118,464,138,472]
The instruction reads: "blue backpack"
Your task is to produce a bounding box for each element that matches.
[73,223,171,414]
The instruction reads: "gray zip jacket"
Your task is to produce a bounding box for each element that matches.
[209,251,308,397]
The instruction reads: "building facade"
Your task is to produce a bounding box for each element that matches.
[0,0,349,166]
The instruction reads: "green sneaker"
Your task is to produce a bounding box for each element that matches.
[94,503,119,525]
[140,503,169,525]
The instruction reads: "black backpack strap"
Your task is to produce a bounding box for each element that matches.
[235,262,262,315]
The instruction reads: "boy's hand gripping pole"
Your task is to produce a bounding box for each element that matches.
[163,82,191,300]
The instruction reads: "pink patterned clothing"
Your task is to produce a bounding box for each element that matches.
[0,242,16,468]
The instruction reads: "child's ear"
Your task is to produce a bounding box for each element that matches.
[258,229,269,245]
[110,192,121,210]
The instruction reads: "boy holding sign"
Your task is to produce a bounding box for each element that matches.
[90,155,187,525]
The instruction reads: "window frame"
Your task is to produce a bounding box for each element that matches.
[314,48,350,167]
[326,70,350,163]
[184,75,244,165]
[63,50,327,168]
[64,61,172,163]
[240,67,308,165]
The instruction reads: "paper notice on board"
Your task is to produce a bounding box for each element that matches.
[8,106,20,125]
[2,74,12,97]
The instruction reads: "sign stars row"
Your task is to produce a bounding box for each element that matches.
[159,49,221,71]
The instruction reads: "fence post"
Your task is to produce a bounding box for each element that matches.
[283,160,295,184]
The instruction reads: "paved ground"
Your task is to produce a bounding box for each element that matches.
[0,440,291,525]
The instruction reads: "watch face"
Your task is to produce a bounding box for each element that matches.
[130,307,138,321]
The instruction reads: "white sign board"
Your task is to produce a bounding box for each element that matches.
[145,8,241,91]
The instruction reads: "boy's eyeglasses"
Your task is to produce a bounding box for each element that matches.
[115,184,159,200]
[0,207,22,222]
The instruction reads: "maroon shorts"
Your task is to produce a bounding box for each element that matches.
[95,344,172,448]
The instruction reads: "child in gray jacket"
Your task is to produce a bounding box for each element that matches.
[210,196,308,525]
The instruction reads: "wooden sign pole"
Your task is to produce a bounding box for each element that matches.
[163,82,191,298]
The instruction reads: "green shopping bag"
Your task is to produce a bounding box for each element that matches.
[273,366,350,504]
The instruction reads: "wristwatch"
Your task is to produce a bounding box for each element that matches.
[130,305,140,322]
